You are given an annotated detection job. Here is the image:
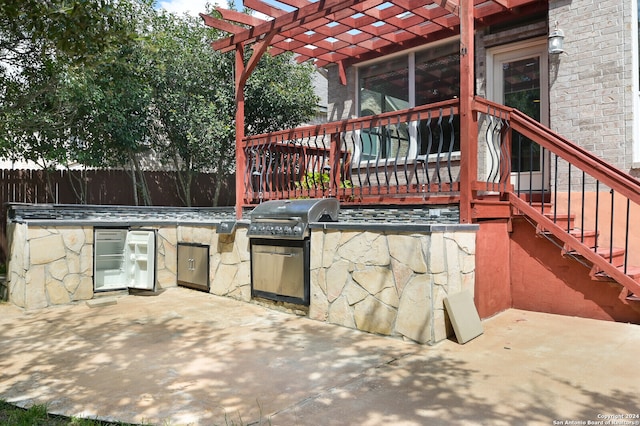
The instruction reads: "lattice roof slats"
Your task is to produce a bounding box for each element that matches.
[349,0,389,14]
[335,44,370,58]
[384,12,425,29]
[274,0,312,8]
[359,37,390,52]
[243,0,288,18]
[313,38,350,53]
[380,29,421,44]
[316,51,350,64]
[359,21,400,39]
[204,0,544,67]
[474,2,508,19]
[293,30,327,45]
[411,5,452,22]
[271,38,307,53]
[332,29,374,46]
[215,8,265,27]
[337,14,378,29]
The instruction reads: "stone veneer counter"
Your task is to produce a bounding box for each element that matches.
[8,204,237,226]
[5,202,476,345]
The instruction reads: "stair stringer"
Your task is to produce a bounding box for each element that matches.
[509,193,640,300]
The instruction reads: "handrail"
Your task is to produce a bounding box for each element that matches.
[473,97,640,204]
[473,96,640,297]
[243,99,460,146]
[242,99,462,206]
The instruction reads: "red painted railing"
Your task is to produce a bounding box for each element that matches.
[474,97,640,297]
[242,99,461,206]
[241,95,640,297]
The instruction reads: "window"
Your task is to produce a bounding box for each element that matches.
[358,58,409,161]
[415,43,460,105]
[357,40,460,161]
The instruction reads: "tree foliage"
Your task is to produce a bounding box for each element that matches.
[144,11,235,206]
[1,2,320,207]
[0,0,147,159]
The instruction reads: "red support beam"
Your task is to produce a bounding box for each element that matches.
[235,46,247,218]
[211,0,363,52]
[458,0,477,224]
[200,13,246,34]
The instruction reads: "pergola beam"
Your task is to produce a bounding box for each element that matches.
[200,13,246,35]
[200,0,541,216]
[209,0,364,52]
[459,0,477,224]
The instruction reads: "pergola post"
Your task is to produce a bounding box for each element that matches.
[459,0,478,224]
[235,45,246,219]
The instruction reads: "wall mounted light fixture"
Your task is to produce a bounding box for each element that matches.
[548,23,565,55]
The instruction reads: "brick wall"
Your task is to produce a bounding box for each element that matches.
[549,0,636,179]
[326,5,638,187]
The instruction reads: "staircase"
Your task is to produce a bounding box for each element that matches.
[510,193,640,304]
[473,97,640,307]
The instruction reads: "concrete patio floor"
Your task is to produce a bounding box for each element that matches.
[0,287,639,426]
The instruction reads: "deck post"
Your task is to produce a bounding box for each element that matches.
[329,132,341,197]
[459,0,478,223]
[235,45,246,219]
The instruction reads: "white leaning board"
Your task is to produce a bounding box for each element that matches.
[444,290,484,344]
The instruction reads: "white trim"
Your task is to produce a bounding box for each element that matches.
[486,37,549,126]
[632,0,640,165]
[486,38,549,191]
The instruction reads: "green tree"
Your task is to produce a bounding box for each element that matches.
[1,2,320,208]
[145,10,319,206]
[0,0,145,157]
[67,43,154,205]
[1,0,157,205]
[144,11,234,206]
[244,53,318,136]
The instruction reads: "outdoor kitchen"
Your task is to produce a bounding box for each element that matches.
[3,201,477,344]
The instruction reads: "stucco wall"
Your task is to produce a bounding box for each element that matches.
[510,217,640,323]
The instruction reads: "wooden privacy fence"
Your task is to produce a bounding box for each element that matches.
[0,168,234,263]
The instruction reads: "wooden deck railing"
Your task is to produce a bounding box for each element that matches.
[242,99,461,206]
[473,97,640,297]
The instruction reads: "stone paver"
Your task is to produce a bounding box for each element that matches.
[0,287,638,425]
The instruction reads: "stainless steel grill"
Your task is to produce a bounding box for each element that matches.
[247,198,339,240]
[248,198,339,306]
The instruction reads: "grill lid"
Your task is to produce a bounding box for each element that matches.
[248,198,339,239]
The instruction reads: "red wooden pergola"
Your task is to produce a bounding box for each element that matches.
[201,0,546,221]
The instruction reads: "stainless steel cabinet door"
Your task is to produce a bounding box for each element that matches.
[177,243,209,291]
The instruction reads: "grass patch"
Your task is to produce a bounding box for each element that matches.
[0,400,139,426]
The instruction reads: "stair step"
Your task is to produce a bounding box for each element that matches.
[590,263,640,282]
[530,201,553,210]
[594,246,626,267]
[543,213,575,231]
[567,229,598,248]
[517,191,551,203]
